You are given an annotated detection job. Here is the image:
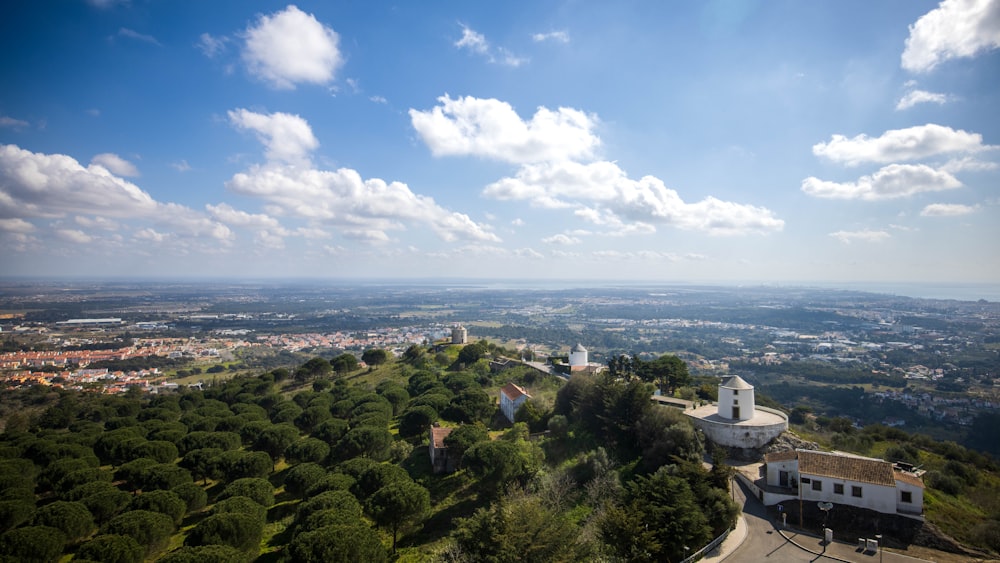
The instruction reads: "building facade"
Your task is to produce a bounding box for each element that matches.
[500,382,531,423]
[763,449,924,517]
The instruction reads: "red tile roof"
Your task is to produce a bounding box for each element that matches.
[765,450,798,463]
[500,382,530,401]
[430,426,454,449]
[894,469,925,489]
[798,450,896,487]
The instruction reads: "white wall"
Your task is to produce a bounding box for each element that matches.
[718,386,755,421]
[799,474,897,514]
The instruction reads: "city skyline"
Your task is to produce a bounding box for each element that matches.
[1,1,998,287]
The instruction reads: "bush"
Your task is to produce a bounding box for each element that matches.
[185,512,264,553]
[76,534,144,563]
[172,482,208,513]
[925,471,963,496]
[0,525,67,562]
[31,500,94,542]
[129,490,187,525]
[102,510,175,557]
[219,478,274,508]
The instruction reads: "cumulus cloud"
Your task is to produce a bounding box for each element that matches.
[532,30,570,43]
[829,229,891,244]
[118,28,161,46]
[228,108,318,166]
[0,144,157,218]
[542,233,581,245]
[0,218,35,233]
[207,202,284,231]
[410,94,600,164]
[55,229,93,244]
[902,0,1000,73]
[0,144,233,253]
[940,156,1000,172]
[920,202,978,216]
[895,89,949,110]
[242,5,343,89]
[228,165,499,243]
[75,216,119,230]
[91,153,139,177]
[484,160,784,236]
[801,163,962,200]
[812,124,990,165]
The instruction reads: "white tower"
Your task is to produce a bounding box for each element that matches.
[718,375,755,421]
[569,343,588,371]
[451,325,467,345]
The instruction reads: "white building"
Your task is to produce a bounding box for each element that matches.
[499,382,531,423]
[763,449,924,517]
[451,326,468,345]
[684,375,787,450]
[569,343,588,371]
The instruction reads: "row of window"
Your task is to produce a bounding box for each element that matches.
[803,479,913,503]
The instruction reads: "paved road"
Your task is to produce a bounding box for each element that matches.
[727,478,930,563]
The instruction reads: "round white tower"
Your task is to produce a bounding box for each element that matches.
[569,343,588,370]
[718,375,755,421]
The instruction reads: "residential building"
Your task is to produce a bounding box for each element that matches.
[429,425,456,474]
[763,449,924,517]
[499,382,531,423]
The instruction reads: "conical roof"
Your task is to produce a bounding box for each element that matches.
[571,343,587,353]
[720,375,753,390]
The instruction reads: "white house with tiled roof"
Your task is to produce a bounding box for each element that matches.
[764,449,924,517]
[499,382,531,423]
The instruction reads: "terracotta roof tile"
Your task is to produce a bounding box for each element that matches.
[894,469,925,489]
[765,450,798,463]
[500,382,530,401]
[431,426,454,449]
[798,450,896,487]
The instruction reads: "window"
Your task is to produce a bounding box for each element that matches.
[834,483,844,495]
[812,480,822,491]
[852,486,863,498]
[901,491,912,503]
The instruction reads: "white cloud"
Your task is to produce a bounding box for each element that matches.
[242,5,343,89]
[0,218,35,233]
[455,25,489,54]
[532,30,570,43]
[254,230,286,249]
[902,0,1000,73]
[228,108,318,166]
[75,216,119,230]
[0,144,157,218]
[895,89,949,110]
[295,227,331,239]
[0,116,29,130]
[511,218,525,226]
[496,48,528,67]
[56,229,93,244]
[454,24,526,67]
[369,95,387,104]
[920,202,978,216]
[227,165,500,244]
[118,28,161,46]
[812,124,990,165]
[542,233,581,245]
[134,228,169,243]
[0,144,234,252]
[91,153,139,177]
[829,229,891,244]
[484,160,784,236]
[940,156,1000,172]
[802,163,962,200]
[206,202,284,231]
[172,159,192,172]
[410,94,600,164]
[197,33,228,58]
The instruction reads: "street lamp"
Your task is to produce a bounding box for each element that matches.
[875,534,883,563]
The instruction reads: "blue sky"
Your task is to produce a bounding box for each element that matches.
[1,0,998,287]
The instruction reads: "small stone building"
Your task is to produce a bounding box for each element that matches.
[429,425,457,474]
